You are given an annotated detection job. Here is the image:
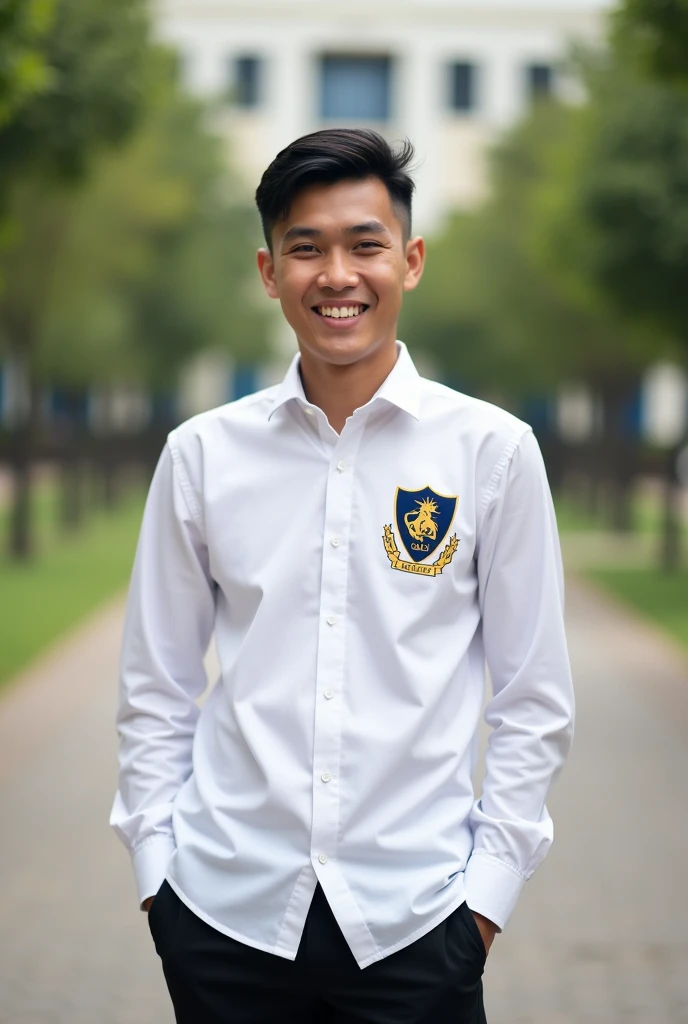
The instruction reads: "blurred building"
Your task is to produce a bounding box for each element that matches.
[154,0,612,232]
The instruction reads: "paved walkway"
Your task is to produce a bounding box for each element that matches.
[0,574,687,1023]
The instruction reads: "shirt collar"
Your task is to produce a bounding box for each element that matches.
[267,341,422,422]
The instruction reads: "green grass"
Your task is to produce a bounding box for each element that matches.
[555,492,688,544]
[0,486,145,687]
[554,498,603,533]
[590,567,688,651]
[555,492,688,652]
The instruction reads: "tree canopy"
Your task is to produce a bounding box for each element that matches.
[614,0,688,86]
[0,3,271,560]
[0,50,270,391]
[0,0,149,187]
[535,51,688,366]
[402,46,687,409]
[0,0,56,128]
[401,95,653,407]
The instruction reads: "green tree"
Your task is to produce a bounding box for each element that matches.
[0,0,148,187]
[38,57,270,393]
[541,53,688,364]
[403,100,650,404]
[0,0,55,128]
[0,49,271,554]
[0,0,151,559]
[614,0,688,86]
[535,50,688,564]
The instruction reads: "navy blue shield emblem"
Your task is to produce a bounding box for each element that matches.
[395,487,458,563]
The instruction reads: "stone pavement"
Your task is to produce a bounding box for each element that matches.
[0,575,686,1023]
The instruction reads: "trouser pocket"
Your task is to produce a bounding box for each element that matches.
[147,879,182,959]
[456,901,487,970]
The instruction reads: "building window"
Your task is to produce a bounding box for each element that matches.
[320,56,392,121]
[232,56,262,108]
[527,63,554,100]
[449,61,477,114]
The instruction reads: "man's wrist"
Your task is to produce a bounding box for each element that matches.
[471,909,498,954]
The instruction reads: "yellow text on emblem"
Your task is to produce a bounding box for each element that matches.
[382,524,459,577]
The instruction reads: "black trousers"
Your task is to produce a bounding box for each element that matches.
[148,879,488,1023]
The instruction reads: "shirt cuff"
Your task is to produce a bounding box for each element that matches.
[131,835,177,909]
[463,851,527,931]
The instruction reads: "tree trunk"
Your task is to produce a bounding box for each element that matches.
[60,455,84,531]
[597,374,639,534]
[610,476,634,533]
[102,456,119,510]
[9,445,32,559]
[660,446,683,572]
[7,358,39,561]
[586,472,603,521]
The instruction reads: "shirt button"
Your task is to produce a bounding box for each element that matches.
[331,536,340,548]
[326,615,337,626]
[318,853,328,865]
[304,408,314,416]
[320,771,332,783]
[336,460,346,472]
[323,689,334,700]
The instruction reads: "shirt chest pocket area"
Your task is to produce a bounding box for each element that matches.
[205,490,327,596]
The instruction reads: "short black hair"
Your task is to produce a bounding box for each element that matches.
[255,128,416,247]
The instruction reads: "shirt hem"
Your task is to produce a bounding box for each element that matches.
[356,892,468,970]
[163,874,297,962]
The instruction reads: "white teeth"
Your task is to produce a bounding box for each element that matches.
[317,305,364,318]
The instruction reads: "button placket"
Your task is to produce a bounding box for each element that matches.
[310,418,366,874]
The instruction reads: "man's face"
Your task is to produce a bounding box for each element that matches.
[257,177,424,367]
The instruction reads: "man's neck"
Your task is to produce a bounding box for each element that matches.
[298,341,399,434]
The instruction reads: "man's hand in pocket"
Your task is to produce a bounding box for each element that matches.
[471,911,498,955]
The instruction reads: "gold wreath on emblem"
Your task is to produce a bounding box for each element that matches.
[382,524,459,577]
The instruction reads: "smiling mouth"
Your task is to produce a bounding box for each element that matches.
[312,304,369,320]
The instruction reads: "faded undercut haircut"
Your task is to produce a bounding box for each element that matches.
[255,128,416,248]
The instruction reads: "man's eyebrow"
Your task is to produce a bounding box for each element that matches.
[281,221,391,244]
[344,221,390,236]
[281,226,323,243]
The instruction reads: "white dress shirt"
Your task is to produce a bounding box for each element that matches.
[111,342,573,969]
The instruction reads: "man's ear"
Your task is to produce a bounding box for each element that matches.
[257,248,279,299]
[403,236,425,293]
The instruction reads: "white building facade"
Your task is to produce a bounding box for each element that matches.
[154,0,611,232]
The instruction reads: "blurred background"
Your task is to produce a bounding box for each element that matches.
[0,1,686,1022]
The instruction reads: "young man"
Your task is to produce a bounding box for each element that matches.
[111,128,574,1023]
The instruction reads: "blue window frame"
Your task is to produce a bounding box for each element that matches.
[527,63,553,99]
[320,56,392,121]
[233,56,262,108]
[449,61,477,113]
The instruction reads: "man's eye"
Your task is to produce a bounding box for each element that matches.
[291,244,319,254]
[355,241,382,250]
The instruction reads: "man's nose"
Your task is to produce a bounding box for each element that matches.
[317,250,359,291]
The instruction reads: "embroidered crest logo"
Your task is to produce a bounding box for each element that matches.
[383,487,459,577]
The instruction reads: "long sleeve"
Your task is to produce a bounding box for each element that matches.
[109,440,215,908]
[464,428,574,929]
